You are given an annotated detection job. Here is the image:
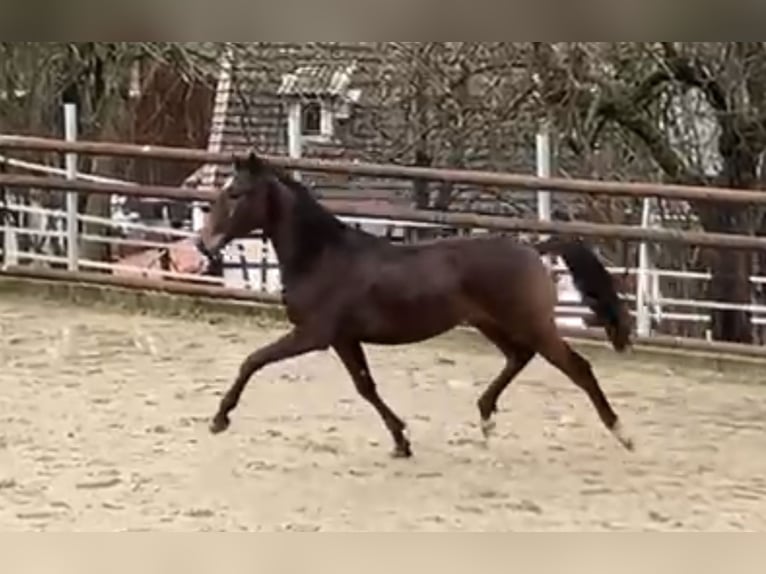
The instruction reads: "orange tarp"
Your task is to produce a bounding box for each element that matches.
[113,238,207,279]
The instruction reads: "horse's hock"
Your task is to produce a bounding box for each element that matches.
[0,292,765,531]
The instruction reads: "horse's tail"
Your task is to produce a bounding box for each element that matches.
[534,237,632,352]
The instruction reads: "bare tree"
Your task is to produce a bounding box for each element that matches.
[528,42,766,343]
[0,42,223,262]
[370,43,536,211]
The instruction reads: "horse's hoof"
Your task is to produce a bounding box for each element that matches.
[390,449,412,459]
[611,420,635,452]
[619,433,635,452]
[390,443,413,459]
[480,417,496,439]
[209,414,230,435]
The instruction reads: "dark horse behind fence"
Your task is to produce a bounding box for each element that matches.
[196,151,635,458]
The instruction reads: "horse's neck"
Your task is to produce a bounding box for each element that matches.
[266,216,298,280]
[265,193,347,290]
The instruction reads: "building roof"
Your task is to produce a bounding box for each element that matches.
[277,63,358,99]
[189,43,607,218]
[196,43,383,190]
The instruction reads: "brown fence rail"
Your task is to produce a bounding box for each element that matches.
[3,134,766,206]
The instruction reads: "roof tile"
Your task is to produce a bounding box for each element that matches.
[277,63,357,98]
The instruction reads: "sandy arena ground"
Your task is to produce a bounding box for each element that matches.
[0,295,765,531]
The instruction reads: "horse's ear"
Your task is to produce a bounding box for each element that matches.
[233,150,267,175]
[232,153,246,172]
[246,150,267,174]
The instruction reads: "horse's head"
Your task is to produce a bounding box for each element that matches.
[196,150,277,260]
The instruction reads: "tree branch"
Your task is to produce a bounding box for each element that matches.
[659,42,728,113]
[735,42,766,147]
[598,95,703,185]
[532,43,702,185]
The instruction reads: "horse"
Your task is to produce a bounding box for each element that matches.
[195,151,635,458]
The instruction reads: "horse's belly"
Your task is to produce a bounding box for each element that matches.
[355,293,460,345]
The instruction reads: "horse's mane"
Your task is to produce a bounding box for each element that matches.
[265,160,358,280]
[269,163,348,235]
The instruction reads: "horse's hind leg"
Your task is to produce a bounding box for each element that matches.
[474,323,535,440]
[333,340,412,458]
[534,327,634,451]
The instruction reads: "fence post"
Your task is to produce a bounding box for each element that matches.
[2,216,17,268]
[636,196,653,336]
[649,207,663,326]
[0,160,10,269]
[64,103,79,271]
[536,123,552,268]
[287,100,303,182]
[191,202,206,232]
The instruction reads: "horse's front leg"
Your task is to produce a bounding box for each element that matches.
[209,327,330,434]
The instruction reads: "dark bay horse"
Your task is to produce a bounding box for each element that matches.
[196,151,635,458]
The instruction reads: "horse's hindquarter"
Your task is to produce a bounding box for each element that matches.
[457,238,558,317]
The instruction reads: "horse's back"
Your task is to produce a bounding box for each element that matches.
[362,234,552,308]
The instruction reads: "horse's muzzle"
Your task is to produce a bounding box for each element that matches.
[195,236,218,260]
[195,236,225,274]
